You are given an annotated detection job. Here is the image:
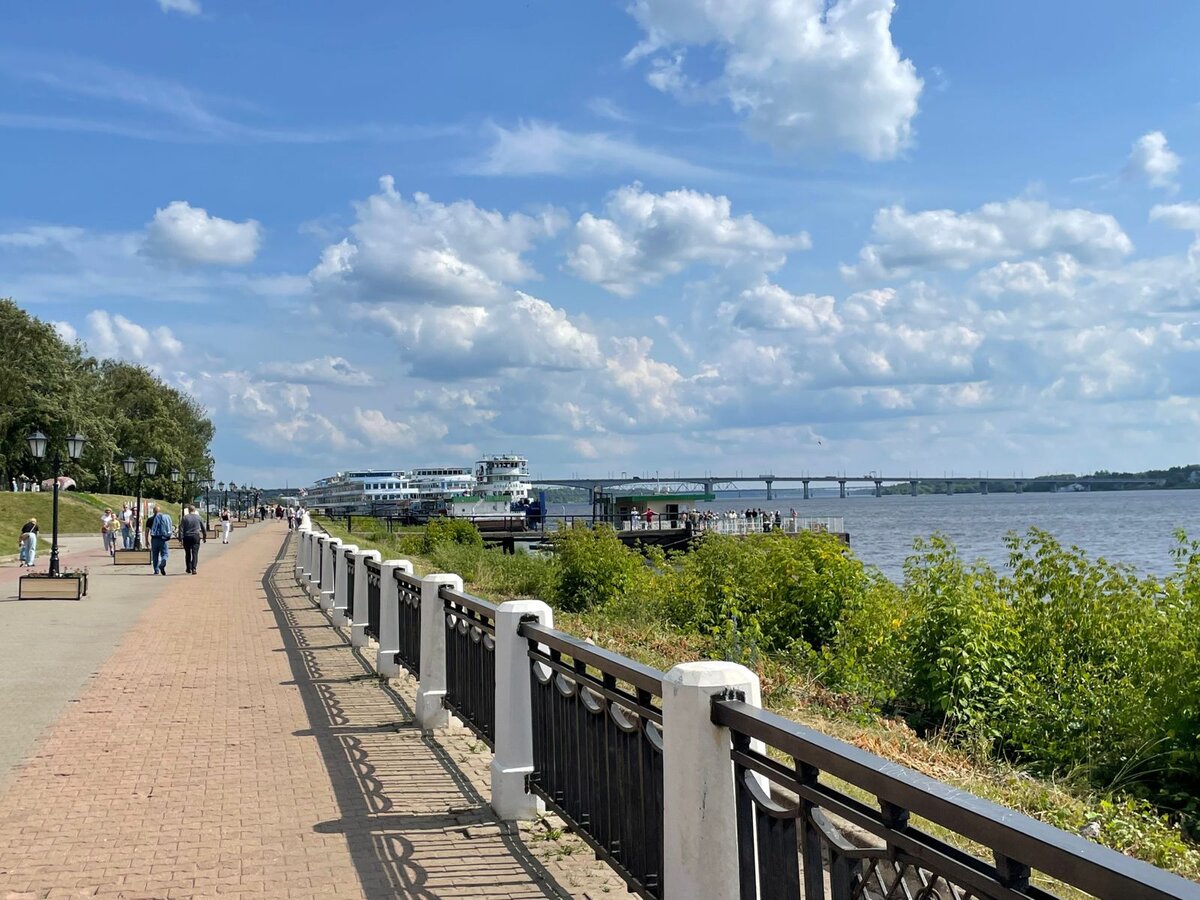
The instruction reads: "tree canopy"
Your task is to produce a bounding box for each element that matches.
[0,299,215,498]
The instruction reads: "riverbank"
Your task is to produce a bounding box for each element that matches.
[315,515,1200,882]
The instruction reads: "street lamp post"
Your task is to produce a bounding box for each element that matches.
[123,455,158,550]
[171,468,181,519]
[220,481,228,518]
[229,482,239,521]
[26,430,87,577]
[203,477,214,530]
[186,468,198,520]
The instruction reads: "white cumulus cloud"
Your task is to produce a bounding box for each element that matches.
[158,0,201,15]
[625,0,922,160]
[1126,131,1180,191]
[367,292,604,378]
[725,280,840,332]
[259,356,374,387]
[84,310,183,365]
[310,176,562,305]
[844,199,1132,279]
[473,121,714,179]
[144,200,261,266]
[568,183,809,296]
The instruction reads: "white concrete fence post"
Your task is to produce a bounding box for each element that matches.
[416,573,462,730]
[308,535,326,600]
[348,550,382,647]
[374,559,413,667]
[331,545,360,628]
[319,537,342,609]
[491,599,553,820]
[662,661,761,900]
[295,525,310,581]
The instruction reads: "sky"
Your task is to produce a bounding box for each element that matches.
[3,1,1200,487]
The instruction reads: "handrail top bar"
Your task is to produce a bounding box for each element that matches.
[439,585,498,619]
[520,620,664,697]
[393,569,422,590]
[364,557,381,572]
[712,699,1200,899]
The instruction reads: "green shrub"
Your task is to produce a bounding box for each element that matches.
[664,531,864,656]
[551,524,648,612]
[420,517,483,554]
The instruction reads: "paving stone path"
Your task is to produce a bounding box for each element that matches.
[0,524,623,899]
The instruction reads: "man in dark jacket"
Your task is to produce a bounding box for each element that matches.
[147,504,174,575]
[179,504,207,575]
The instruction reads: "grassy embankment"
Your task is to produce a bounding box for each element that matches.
[315,515,1200,887]
[0,490,178,557]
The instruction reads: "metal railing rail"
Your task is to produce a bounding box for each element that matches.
[519,620,665,899]
[343,547,356,587]
[392,569,422,672]
[710,697,1199,900]
[440,586,498,747]
[362,557,380,629]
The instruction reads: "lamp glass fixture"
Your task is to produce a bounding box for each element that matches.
[26,430,48,460]
[122,455,137,476]
[66,433,87,461]
[145,457,159,477]
[170,468,180,483]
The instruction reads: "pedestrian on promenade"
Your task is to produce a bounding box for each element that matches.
[286,505,295,529]
[179,504,206,575]
[146,504,174,575]
[644,507,656,529]
[120,504,134,549]
[100,507,117,558]
[18,517,38,567]
[220,508,232,544]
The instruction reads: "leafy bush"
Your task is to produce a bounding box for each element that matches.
[420,517,483,554]
[828,529,1200,828]
[551,524,649,612]
[664,531,866,655]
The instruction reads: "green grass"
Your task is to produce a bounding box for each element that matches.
[1,490,179,557]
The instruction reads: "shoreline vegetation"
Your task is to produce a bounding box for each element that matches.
[318,514,1200,882]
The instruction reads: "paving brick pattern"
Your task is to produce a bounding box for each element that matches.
[0,526,625,899]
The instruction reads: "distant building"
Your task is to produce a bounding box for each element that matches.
[475,454,531,502]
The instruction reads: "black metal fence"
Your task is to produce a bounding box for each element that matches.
[363,558,380,630]
[441,586,497,747]
[342,548,356,605]
[711,697,1197,900]
[393,570,421,673]
[298,527,1200,900]
[520,620,665,899]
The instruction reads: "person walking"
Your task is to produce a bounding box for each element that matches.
[146,504,174,575]
[18,517,38,567]
[220,508,232,544]
[120,504,133,549]
[100,507,117,558]
[179,504,206,575]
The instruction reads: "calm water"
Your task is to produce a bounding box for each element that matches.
[556,490,1200,580]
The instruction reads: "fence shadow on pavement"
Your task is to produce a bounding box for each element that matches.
[261,536,576,899]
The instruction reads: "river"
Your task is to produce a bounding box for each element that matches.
[553,489,1200,580]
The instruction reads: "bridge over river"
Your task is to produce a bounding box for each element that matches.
[534,473,1167,501]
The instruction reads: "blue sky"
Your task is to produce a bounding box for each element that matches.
[3,1,1200,486]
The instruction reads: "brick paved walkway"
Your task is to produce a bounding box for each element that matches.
[0,525,623,899]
